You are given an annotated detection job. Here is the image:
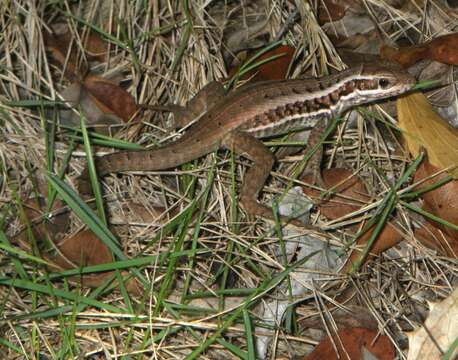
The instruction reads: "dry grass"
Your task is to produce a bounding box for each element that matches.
[0,1,457,359]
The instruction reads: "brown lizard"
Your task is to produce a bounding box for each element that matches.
[78,65,416,229]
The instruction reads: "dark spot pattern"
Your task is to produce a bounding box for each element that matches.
[340,81,355,96]
[330,91,340,103]
[242,77,380,134]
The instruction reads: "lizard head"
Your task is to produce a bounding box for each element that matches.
[354,64,417,100]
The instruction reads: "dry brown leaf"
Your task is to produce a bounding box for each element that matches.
[44,29,109,80]
[303,327,396,360]
[83,75,138,123]
[380,44,428,69]
[17,196,143,294]
[417,62,455,108]
[397,92,458,178]
[59,75,138,130]
[414,222,458,258]
[318,0,353,24]
[343,222,404,273]
[228,45,296,82]
[44,28,138,129]
[299,305,379,331]
[53,230,112,268]
[59,81,123,129]
[301,169,404,270]
[20,197,70,244]
[301,168,370,220]
[412,159,458,253]
[407,286,458,360]
[381,32,458,68]
[214,0,270,64]
[18,198,112,277]
[53,230,143,295]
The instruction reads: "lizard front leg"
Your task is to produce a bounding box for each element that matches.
[145,82,226,129]
[177,82,226,127]
[222,131,319,230]
[299,119,327,187]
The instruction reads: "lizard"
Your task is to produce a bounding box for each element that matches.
[78,64,416,230]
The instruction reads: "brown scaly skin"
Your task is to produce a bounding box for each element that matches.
[79,65,416,230]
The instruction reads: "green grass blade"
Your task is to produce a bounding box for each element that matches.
[0,337,26,356]
[5,100,65,107]
[243,309,256,359]
[401,201,458,232]
[0,278,122,313]
[62,10,128,50]
[0,231,34,278]
[349,153,425,274]
[0,239,50,266]
[153,197,197,315]
[442,335,458,360]
[170,0,192,72]
[217,338,248,360]
[181,163,216,301]
[64,133,143,150]
[80,115,107,224]
[46,173,121,256]
[412,79,442,91]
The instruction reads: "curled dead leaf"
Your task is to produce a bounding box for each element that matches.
[380,44,428,69]
[53,230,143,295]
[20,197,70,246]
[417,62,455,108]
[60,75,138,131]
[52,229,114,286]
[304,327,395,360]
[381,32,458,67]
[83,75,138,123]
[213,0,270,64]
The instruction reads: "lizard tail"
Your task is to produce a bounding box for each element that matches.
[77,139,217,202]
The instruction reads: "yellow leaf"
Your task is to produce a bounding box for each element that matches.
[397,92,458,178]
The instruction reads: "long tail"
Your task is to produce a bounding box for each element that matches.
[77,139,217,200]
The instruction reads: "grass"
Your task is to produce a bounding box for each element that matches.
[0,1,457,359]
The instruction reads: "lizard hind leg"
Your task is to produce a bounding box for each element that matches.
[222,131,316,230]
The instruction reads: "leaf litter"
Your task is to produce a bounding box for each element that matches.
[0,1,457,359]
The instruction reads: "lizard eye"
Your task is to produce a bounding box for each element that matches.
[379,78,391,89]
